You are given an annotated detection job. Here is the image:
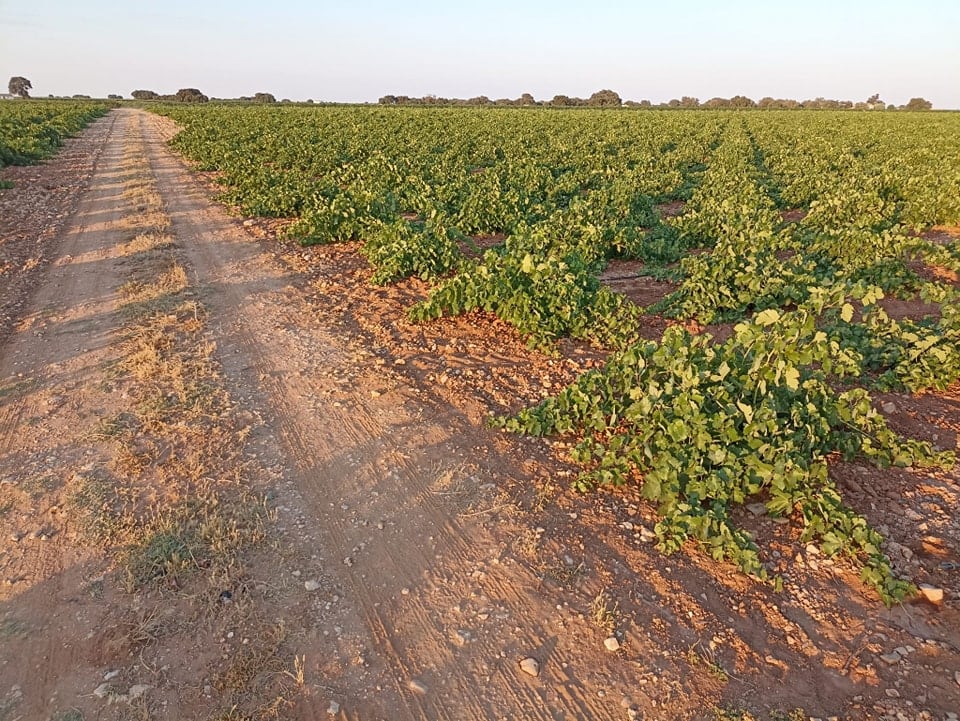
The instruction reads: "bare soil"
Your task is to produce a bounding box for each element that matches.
[1,109,959,721]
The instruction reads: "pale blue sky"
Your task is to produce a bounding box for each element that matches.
[2,0,958,107]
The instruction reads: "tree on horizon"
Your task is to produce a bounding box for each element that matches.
[8,76,32,98]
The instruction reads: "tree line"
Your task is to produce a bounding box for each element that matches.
[378,90,933,111]
[4,77,936,111]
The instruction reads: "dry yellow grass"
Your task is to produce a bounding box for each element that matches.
[63,123,292,720]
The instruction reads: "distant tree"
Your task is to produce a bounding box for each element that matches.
[666,98,681,108]
[107,93,123,100]
[72,94,91,99]
[679,96,700,108]
[588,89,622,107]
[174,88,208,103]
[806,97,841,109]
[703,97,731,108]
[549,94,573,107]
[758,97,801,109]
[131,90,159,100]
[466,95,492,106]
[905,97,933,110]
[8,76,31,98]
[378,95,398,105]
[252,92,276,103]
[518,92,536,106]
[729,95,756,108]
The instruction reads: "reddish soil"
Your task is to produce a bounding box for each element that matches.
[656,200,686,218]
[923,226,960,247]
[0,110,958,721]
[600,260,675,303]
[879,297,942,322]
[780,208,809,225]
[459,233,505,260]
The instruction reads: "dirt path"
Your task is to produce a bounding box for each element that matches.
[1,108,959,721]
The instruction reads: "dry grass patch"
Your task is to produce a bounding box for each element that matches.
[61,122,293,718]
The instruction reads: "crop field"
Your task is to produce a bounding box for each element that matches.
[2,102,960,719]
[154,105,960,604]
[0,99,110,168]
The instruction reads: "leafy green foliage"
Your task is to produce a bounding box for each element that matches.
[500,291,954,604]
[0,100,110,168]
[361,215,465,284]
[411,232,642,349]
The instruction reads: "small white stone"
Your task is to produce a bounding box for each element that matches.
[128,684,150,700]
[93,683,112,699]
[304,580,321,592]
[408,679,428,694]
[103,670,120,681]
[327,700,341,715]
[604,636,621,652]
[519,657,540,677]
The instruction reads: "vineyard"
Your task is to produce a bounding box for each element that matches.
[155,104,960,603]
[0,100,111,169]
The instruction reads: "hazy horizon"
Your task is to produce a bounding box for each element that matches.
[2,0,958,109]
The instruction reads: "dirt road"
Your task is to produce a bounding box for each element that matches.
[1,108,959,721]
